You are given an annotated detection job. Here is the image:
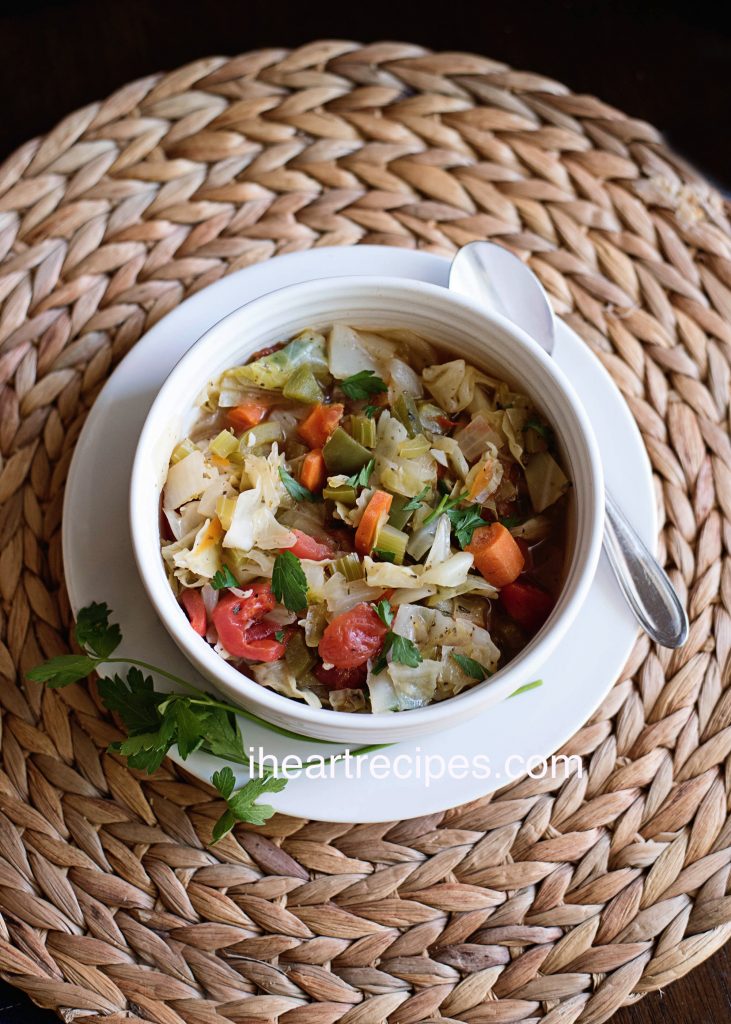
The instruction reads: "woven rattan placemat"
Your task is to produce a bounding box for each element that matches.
[0,41,730,1024]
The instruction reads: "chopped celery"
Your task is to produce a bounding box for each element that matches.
[240,421,283,449]
[170,439,197,464]
[216,495,238,531]
[285,631,317,676]
[283,365,324,405]
[399,434,430,458]
[351,415,377,448]
[388,493,417,531]
[209,430,238,459]
[333,553,364,580]
[374,524,408,564]
[323,428,372,474]
[323,484,357,504]
[393,393,424,438]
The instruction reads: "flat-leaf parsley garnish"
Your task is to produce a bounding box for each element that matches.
[451,652,490,680]
[402,486,430,512]
[371,600,422,675]
[27,603,383,840]
[340,370,388,401]
[346,458,375,489]
[211,565,238,590]
[447,505,485,548]
[272,550,308,612]
[279,465,321,503]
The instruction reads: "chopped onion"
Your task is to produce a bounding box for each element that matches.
[201,584,219,617]
[425,515,451,569]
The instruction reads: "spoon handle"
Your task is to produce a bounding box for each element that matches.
[603,489,688,648]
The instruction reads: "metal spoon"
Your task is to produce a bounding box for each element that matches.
[450,240,688,649]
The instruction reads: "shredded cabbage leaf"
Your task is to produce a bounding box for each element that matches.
[422,360,500,414]
[223,330,328,391]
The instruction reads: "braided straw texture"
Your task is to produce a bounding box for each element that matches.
[0,40,729,1024]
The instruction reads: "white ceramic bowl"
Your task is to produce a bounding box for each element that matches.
[130,277,604,744]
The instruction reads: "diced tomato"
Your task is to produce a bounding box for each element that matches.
[181,589,207,636]
[318,603,388,669]
[314,662,368,691]
[500,581,554,635]
[236,638,287,661]
[245,619,280,641]
[212,585,286,660]
[281,529,334,561]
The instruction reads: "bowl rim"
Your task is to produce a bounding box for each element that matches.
[129,274,604,737]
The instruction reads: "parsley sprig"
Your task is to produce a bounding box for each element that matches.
[447,505,485,548]
[211,565,238,590]
[346,458,375,489]
[371,601,423,675]
[422,489,468,527]
[340,370,388,401]
[451,652,491,680]
[27,603,386,841]
[403,486,430,512]
[279,466,321,503]
[272,551,309,612]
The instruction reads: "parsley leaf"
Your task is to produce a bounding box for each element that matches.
[279,466,320,503]
[212,765,236,800]
[340,370,388,401]
[212,772,287,841]
[272,551,308,612]
[510,679,544,698]
[346,458,375,489]
[451,652,490,680]
[525,418,550,439]
[403,486,430,512]
[423,490,468,526]
[390,634,422,668]
[372,600,394,628]
[75,602,121,658]
[363,404,379,419]
[372,548,395,563]
[447,505,484,548]
[372,629,422,675]
[274,630,286,643]
[97,668,164,734]
[499,515,523,529]
[26,654,97,688]
[211,565,238,590]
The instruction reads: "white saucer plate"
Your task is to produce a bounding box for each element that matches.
[63,246,655,822]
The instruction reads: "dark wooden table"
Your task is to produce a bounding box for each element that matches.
[0,1,729,1021]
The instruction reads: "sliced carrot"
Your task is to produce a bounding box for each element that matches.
[466,522,525,588]
[300,449,326,492]
[355,490,393,556]
[227,401,269,432]
[298,403,344,449]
